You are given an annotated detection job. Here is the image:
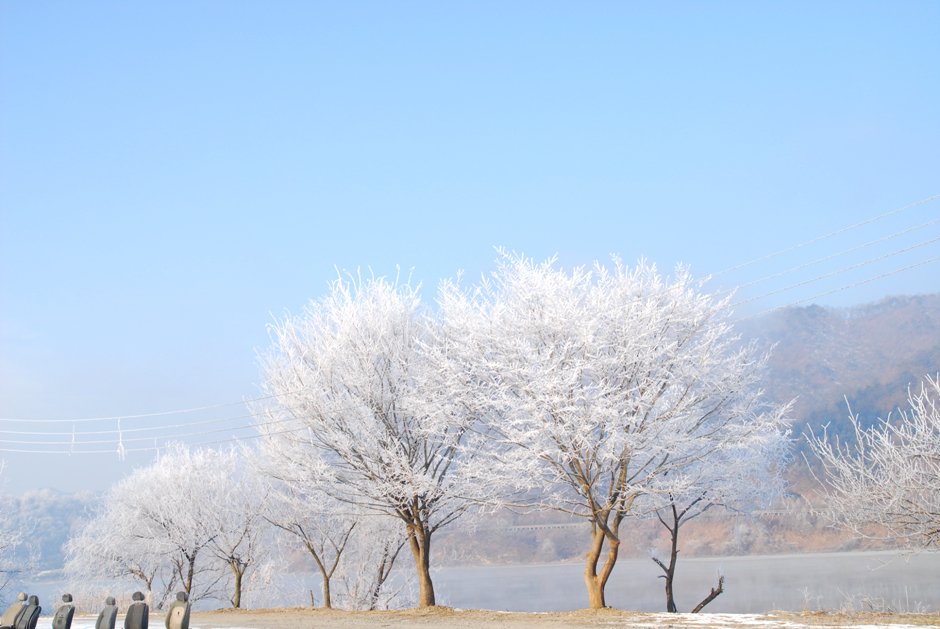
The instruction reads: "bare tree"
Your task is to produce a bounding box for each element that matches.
[808,375,940,549]
[435,253,784,608]
[262,480,357,609]
[648,422,790,612]
[256,274,498,607]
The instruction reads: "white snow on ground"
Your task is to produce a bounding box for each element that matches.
[607,613,928,629]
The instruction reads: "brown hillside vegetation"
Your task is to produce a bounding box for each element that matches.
[739,293,940,447]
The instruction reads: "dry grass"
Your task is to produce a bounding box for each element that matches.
[186,606,940,629]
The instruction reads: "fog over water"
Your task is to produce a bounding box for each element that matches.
[25,550,940,615]
[432,551,940,613]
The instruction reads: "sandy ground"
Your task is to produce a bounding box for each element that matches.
[168,607,940,629]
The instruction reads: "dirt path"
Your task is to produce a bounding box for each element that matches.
[185,607,940,629]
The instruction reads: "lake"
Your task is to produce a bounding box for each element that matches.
[23,550,940,614]
[432,550,940,613]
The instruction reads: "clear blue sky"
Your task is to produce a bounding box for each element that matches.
[1,2,938,493]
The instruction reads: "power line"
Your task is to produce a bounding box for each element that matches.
[0,399,402,438]
[728,254,940,324]
[0,422,313,455]
[0,389,301,423]
[4,242,938,455]
[710,194,939,279]
[0,402,417,451]
[0,411,258,435]
[724,235,940,310]
[712,215,940,297]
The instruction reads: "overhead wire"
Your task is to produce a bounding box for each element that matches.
[0,411,259,435]
[0,400,411,451]
[709,194,939,279]
[3,241,938,454]
[0,389,307,423]
[723,235,940,310]
[728,254,940,324]
[711,215,940,298]
[0,421,314,455]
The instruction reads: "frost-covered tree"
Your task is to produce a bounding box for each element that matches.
[435,253,786,608]
[66,445,271,607]
[256,275,497,607]
[202,448,271,608]
[331,513,409,611]
[0,464,29,602]
[124,446,225,602]
[808,375,940,549]
[647,422,790,613]
[262,471,409,611]
[65,479,179,609]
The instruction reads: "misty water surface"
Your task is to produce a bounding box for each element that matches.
[25,550,940,615]
[433,550,940,613]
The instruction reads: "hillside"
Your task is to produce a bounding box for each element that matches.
[3,488,97,571]
[738,293,940,448]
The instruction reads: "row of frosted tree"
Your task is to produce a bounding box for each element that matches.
[65,253,940,612]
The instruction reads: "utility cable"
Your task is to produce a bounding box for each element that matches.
[0,402,417,450]
[0,422,314,455]
[3,196,937,429]
[709,194,939,279]
[0,389,307,423]
[723,235,940,310]
[0,399,401,437]
[712,216,940,298]
[728,254,940,324]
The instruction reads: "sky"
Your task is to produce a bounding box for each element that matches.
[1,1,938,494]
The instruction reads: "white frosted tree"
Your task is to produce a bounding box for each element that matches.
[202,448,272,608]
[808,375,940,549]
[66,445,273,608]
[65,475,179,609]
[127,445,225,602]
[331,513,410,611]
[434,253,787,608]
[0,465,28,603]
[255,274,497,607]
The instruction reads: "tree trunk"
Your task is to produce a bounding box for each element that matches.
[322,574,332,609]
[368,538,403,610]
[303,540,337,609]
[230,560,246,608]
[407,521,435,607]
[651,505,680,613]
[691,575,724,613]
[583,515,621,609]
[179,551,197,595]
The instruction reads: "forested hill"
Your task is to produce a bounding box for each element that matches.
[736,293,940,449]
